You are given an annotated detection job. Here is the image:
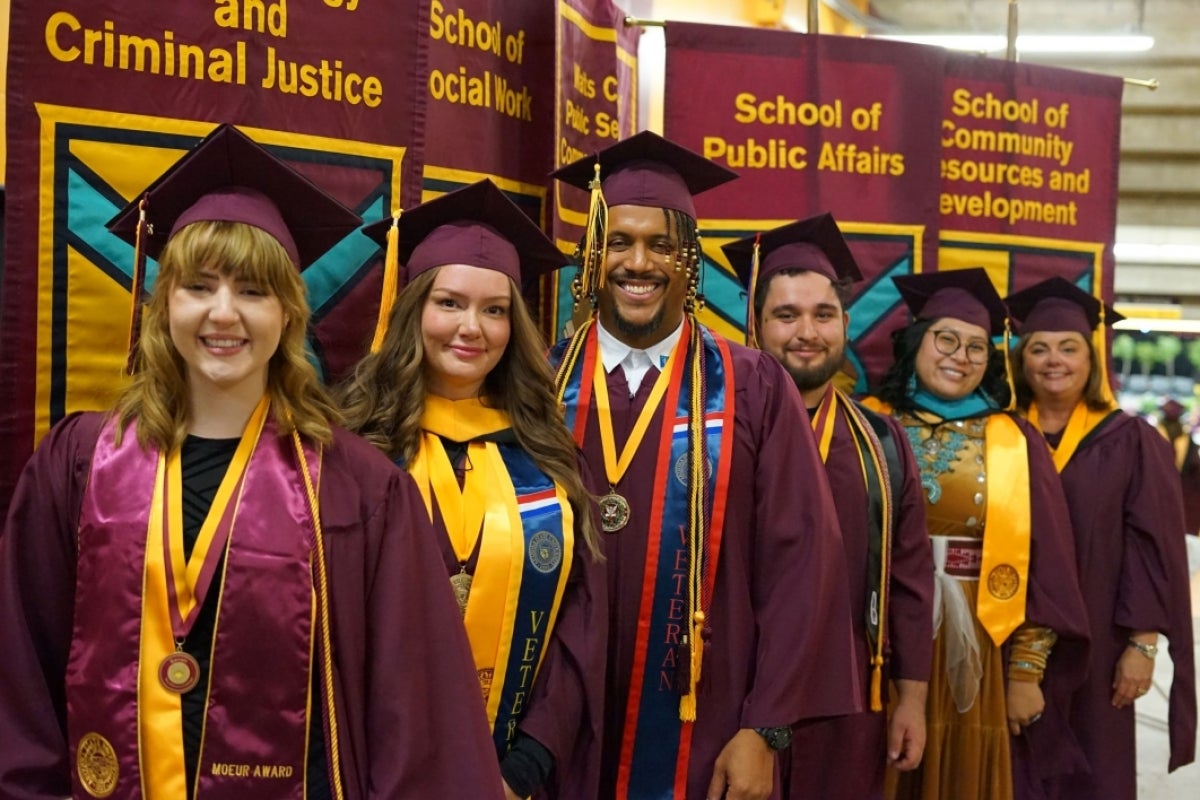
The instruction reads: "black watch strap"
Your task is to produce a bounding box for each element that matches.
[753,725,792,751]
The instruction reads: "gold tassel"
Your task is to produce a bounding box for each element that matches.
[1094,303,1117,408]
[1002,319,1016,411]
[370,209,403,354]
[745,233,762,348]
[577,162,608,303]
[870,655,884,712]
[125,196,150,375]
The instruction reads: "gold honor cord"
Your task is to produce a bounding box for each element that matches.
[591,332,685,532]
[292,433,344,800]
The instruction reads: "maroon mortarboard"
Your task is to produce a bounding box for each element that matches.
[360,179,568,286]
[1004,276,1124,337]
[1161,398,1186,422]
[893,268,1009,336]
[721,213,863,289]
[550,130,738,219]
[106,123,362,270]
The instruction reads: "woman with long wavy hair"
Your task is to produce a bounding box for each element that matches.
[0,125,502,800]
[865,268,1089,800]
[1006,277,1195,799]
[338,179,605,800]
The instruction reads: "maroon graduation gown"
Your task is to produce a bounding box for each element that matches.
[572,339,861,800]
[0,412,504,800]
[785,405,934,800]
[1049,411,1197,799]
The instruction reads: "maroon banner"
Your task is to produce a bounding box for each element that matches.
[938,54,1123,304]
[544,0,639,341]
[664,23,946,392]
[1,0,426,516]
[420,0,555,212]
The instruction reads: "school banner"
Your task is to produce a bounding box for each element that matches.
[663,23,945,392]
[1,0,426,515]
[545,0,638,341]
[937,55,1123,352]
[420,0,555,231]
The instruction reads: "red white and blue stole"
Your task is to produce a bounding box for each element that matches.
[554,321,736,799]
[407,397,574,758]
[68,401,327,799]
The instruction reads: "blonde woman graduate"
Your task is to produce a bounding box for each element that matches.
[338,180,606,800]
[0,125,502,800]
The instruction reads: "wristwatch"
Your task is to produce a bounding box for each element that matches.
[753,726,793,751]
[1128,639,1158,660]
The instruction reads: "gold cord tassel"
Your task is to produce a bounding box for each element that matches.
[1094,303,1117,408]
[577,162,608,303]
[870,655,884,712]
[370,210,403,354]
[745,233,762,349]
[125,196,150,375]
[680,320,707,722]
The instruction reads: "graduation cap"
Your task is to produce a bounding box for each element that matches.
[105,123,362,372]
[1005,276,1124,407]
[1161,398,1186,423]
[1004,276,1124,337]
[551,130,738,219]
[361,179,569,352]
[892,268,1009,337]
[107,124,362,269]
[720,213,862,347]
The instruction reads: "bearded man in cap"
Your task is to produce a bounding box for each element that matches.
[724,214,935,800]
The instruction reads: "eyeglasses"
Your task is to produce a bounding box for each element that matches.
[929,329,990,365]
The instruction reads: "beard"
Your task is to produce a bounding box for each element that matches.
[612,304,667,343]
[783,346,845,394]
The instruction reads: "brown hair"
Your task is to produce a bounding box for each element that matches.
[112,220,340,450]
[338,267,601,558]
[1010,332,1111,412]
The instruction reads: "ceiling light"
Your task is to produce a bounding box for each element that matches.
[1113,318,1200,334]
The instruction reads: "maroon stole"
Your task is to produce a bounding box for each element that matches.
[67,414,324,799]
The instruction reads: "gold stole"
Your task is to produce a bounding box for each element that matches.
[976,414,1031,646]
[1027,401,1114,473]
[407,396,574,728]
[139,397,270,795]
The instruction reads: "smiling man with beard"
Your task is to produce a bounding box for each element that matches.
[723,214,935,800]
[550,134,860,800]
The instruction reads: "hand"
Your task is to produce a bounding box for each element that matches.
[1005,680,1045,736]
[887,679,928,770]
[706,728,775,800]
[502,780,523,800]
[1111,642,1155,708]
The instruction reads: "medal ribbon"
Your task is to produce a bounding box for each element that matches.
[1027,400,1116,473]
[810,384,839,464]
[161,396,269,643]
[592,325,683,488]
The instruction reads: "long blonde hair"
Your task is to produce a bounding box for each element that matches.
[338,267,601,558]
[112,220,340,450]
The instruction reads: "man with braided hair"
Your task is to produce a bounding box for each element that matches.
[724,215,935,800]
[550,132,860,800]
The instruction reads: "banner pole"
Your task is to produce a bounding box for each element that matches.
[1006,0,1019,62]
[624,15,664,28]
[809,0,820,34]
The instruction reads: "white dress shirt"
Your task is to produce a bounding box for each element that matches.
[595,319,684,395]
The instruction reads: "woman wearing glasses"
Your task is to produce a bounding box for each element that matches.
[865,269,1088,800]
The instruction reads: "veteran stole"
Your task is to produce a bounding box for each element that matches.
[408,397,574,757]
[67,402,327,800]
[555,320,736,799]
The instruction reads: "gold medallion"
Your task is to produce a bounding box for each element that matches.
[987,564,1020,600]
[76,732,118,798]
[598,492,631,533]
[449,570,473,616]
[158,650,201,694]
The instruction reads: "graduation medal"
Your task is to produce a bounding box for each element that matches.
[158,649,201,694]
[598,491,631,532]
[449,569,473,616]
[76,732,119,798]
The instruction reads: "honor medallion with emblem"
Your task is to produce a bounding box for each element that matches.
[76,732,119,798]
[599,492,630,532]
[159,650,201,694]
